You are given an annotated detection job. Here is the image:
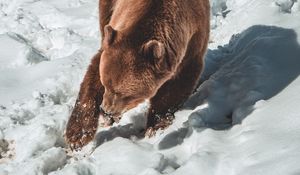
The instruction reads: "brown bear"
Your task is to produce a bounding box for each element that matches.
[65,0,210,150]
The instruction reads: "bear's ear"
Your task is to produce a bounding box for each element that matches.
[142,40,165,60]
[103,25,116,46]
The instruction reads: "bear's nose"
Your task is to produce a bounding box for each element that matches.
[100,102,114,115]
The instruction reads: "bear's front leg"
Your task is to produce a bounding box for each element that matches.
[65,51,106,151]
[145,79,188,137]
[145,55,204,137]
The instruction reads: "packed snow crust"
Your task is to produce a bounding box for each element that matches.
[1,0,300,174]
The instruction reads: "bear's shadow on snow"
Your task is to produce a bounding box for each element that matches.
[95,113,146,147]
[94,124,143,147]
[158,25,300,150]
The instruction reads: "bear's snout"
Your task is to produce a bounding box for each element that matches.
[101,92,124,116]
[99,103,113,115]
[100,99,118,115]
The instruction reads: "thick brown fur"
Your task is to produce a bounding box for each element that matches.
[65,0,210,150]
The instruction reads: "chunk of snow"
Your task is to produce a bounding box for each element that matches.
[275,0,297,13]
[0,33,47,69]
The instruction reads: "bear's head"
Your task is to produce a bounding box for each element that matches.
[99,25,172,116]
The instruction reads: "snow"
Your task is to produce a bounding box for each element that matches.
[1,0,300,174]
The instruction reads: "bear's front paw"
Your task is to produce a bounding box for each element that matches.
[65,108,99,151]
[145,127,157,138]
[145,112,175,138]
[65,127,96,151]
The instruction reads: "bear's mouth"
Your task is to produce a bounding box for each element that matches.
[99,106,122,123]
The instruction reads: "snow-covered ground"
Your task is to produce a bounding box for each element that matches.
[1,0,300,174]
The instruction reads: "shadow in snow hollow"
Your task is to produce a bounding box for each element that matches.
[159,25,300,149]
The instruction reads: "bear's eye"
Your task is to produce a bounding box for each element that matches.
[114,92,121,96]
[114,91,126,97]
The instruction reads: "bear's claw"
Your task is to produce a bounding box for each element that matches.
[65,105,100,151]
[65,126,97,151]
[145,112,175,138]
